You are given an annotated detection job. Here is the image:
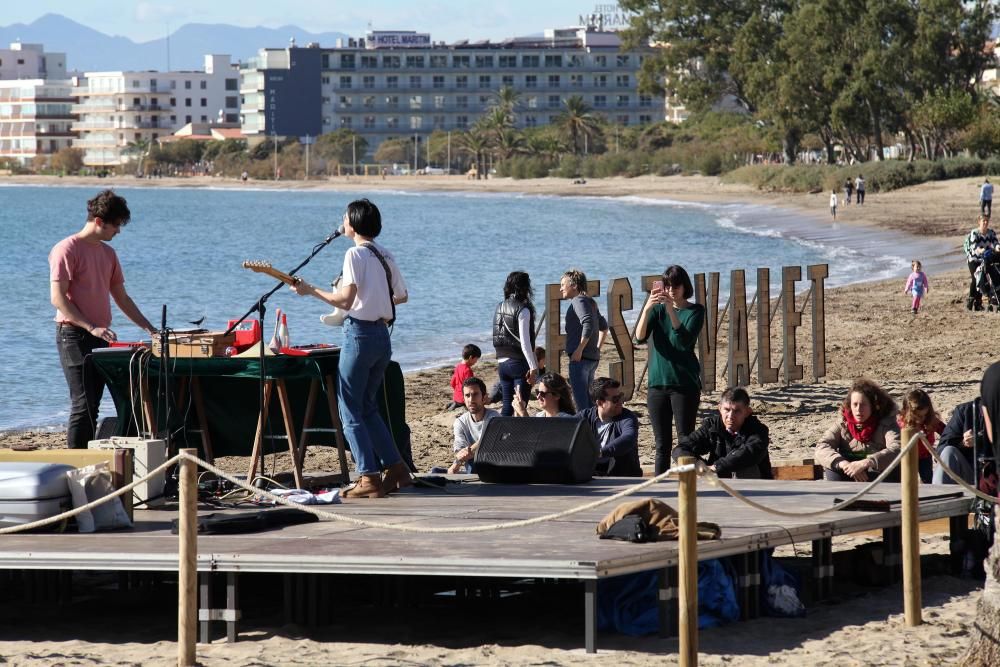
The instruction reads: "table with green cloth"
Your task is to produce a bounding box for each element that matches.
[90,347,410,485]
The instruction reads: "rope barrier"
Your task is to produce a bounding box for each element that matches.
[922,436,999,504]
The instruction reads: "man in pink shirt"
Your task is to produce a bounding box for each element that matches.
[49,190,156,448]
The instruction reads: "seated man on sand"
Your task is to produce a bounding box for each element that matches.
[578,377,642,477]
[672,387,773,479]
[449,377,500,474]
[933,399,983,485]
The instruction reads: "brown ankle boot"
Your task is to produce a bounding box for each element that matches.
[382,462,414,494]
[341,474,385,499]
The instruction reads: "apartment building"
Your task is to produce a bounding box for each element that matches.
[240,27,663,156]
[72,55,240,167]
[0,42,76,165]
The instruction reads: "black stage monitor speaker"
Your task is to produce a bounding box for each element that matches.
[474,417,598,484]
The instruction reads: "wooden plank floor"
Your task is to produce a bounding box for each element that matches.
[0,478,971,580]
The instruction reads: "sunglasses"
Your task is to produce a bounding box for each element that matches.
[601,394,624,404]
[536,390,553,399]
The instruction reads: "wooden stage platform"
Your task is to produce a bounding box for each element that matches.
[0,477,973,652]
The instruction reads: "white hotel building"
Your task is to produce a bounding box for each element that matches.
[240,27,664,155]
[0,42,76,165]
[72,55,240,168]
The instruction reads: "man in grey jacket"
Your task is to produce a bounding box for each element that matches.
[560,269,608,410]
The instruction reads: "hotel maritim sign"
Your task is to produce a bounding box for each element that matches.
[579,3,634,29]
[366,31,432,48]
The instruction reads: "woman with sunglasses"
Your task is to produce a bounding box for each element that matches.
[514,372,576,417]
[634,264,705,475]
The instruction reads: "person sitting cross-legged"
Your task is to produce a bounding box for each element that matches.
[578,377,642,477]
[933,398,983,486]
[672,387,773,479]
[448,377,500,474]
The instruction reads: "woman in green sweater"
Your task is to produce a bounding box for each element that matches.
[634,265,706,475]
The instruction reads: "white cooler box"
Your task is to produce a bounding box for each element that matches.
[0,462,74,529]
[88,438,167,507]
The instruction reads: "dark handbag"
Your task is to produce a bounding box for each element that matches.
[599,514,654,543]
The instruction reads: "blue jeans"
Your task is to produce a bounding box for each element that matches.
[568,357,599,411]
[337,317,400,475]
[498,357,530,417]
[56,324,108,449]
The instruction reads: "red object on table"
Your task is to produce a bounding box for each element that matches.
[227,318,262,351]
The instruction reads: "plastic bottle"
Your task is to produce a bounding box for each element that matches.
[279,312,290,350]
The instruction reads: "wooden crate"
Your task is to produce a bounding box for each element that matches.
[151,331,235,358]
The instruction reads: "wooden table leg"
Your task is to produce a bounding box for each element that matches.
[297,379,320,472]
[190,377,215,464]
[324,374,350,483]
[245,381,274,485]
[275,379,305,490]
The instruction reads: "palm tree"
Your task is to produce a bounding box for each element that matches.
[493,127,526,161]
[557,95,600,155]
[493,86,521,125]
[123,138,151,175]
[458,129,490,179]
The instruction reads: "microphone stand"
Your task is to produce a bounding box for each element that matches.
[226,228,344,486]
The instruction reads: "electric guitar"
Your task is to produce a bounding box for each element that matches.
[242,260,301,286]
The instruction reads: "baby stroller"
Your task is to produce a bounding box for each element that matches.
[973,248,1000,311]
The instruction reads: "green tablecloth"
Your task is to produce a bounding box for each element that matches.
[90,348,408,461]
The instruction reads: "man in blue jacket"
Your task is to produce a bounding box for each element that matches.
[672,387,773,478]
[578,377,642,477]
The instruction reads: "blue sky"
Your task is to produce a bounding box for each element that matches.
[7,2,608,42]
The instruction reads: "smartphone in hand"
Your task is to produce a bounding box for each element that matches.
[652,280,664,293]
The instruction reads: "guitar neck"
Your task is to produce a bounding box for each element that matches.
[242,261,300,286]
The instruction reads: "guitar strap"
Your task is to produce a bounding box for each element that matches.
[360,242,396,327]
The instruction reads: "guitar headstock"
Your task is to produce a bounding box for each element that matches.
[242,260,273,273]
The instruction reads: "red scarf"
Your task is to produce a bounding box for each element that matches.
[843,407,876,443]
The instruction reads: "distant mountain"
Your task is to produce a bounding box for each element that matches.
[0,13,351,72]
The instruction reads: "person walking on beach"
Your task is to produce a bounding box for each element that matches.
[855,174,865,205]
[492,271,539,417]
[903,259,929,315]
[634,265,705,475]
[829,189,838,220]
[844,178,853,207]
[559,268,608,410]
[49,190,157,449]
[981,178,993,218]
[291,198,410,498]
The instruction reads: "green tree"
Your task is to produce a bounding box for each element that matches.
[123,138,151,175]
[373,138,410,165]
[458,129,490,179]
[315,129,368,169]
[557,95,601,155]
[50,147,84,174]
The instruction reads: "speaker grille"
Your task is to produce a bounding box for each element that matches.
[475,417,598,484]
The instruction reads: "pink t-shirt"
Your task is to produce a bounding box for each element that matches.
[49,235,124,328]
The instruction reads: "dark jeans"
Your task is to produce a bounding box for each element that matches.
[648,386,700,475]
[498,357,530,417]
[57,323,109,449]
[982,199,992,218]
[856,189,865,205]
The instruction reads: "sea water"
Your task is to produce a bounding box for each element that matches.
[0,184,952,430]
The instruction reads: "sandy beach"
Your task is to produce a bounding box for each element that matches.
[1,172,994,664]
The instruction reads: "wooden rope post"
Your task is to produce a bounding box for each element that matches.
[178,448,198,666]
[899,428,923,626]
[677,456,699,667]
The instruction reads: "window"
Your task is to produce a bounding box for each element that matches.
[569,55,584,68]
[409,95,422,109]
[430,55,447,68]
[363,95,375,108]
[185,98,192,107]
[456,75,468,89]
[548,95,560,108]
[548,75,560,88]
[410,116,422,129]
[383,55,400,68]
[594,55,607,67]
[434,95,445,109]
[433,75,445,89]
[639,114,652,124]
[341,116,353,127]
[524,115,537,127]
[617,94,630,107]
[456,96,468,109]
[339,76,352,89]
[478,75,491,89]
[387,75,398,89]
[502,75,514,87]
[453,55,470,68]
[361,55,378,68]
[570,74,583,88]
[526,96,538,108]
[433,115,445,129]
[363,76,375,89]
[200,80,207,89]
[499,55,517,68]
[639,95,653,108]
[185,115,192,123]
[618,115,629,126]
[616,75,630,88]
[364,115,376,128]
[522,55,539,67]
[475,55,494,68]
[200,98,207,107]
[200,115,207,122]
[386,95,399,109]
[544,55,562,67]
[322,76,330,84]
[594,75,607,88]
[406,55,424,68]
[225,96,238,108]
[616,55,630,67]
[525,75,537,88]
[386,116,399,128]
[456,115,468,129]
[133,97,140,107]
[479,95,491,107]
[185,81,192,89]
[341,54,356,69]
[171,81,177,90]
[594,95,606,108]
[409,75,422,88]
[340,96,353,108]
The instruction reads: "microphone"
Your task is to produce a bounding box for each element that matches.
[326,224,345,242]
